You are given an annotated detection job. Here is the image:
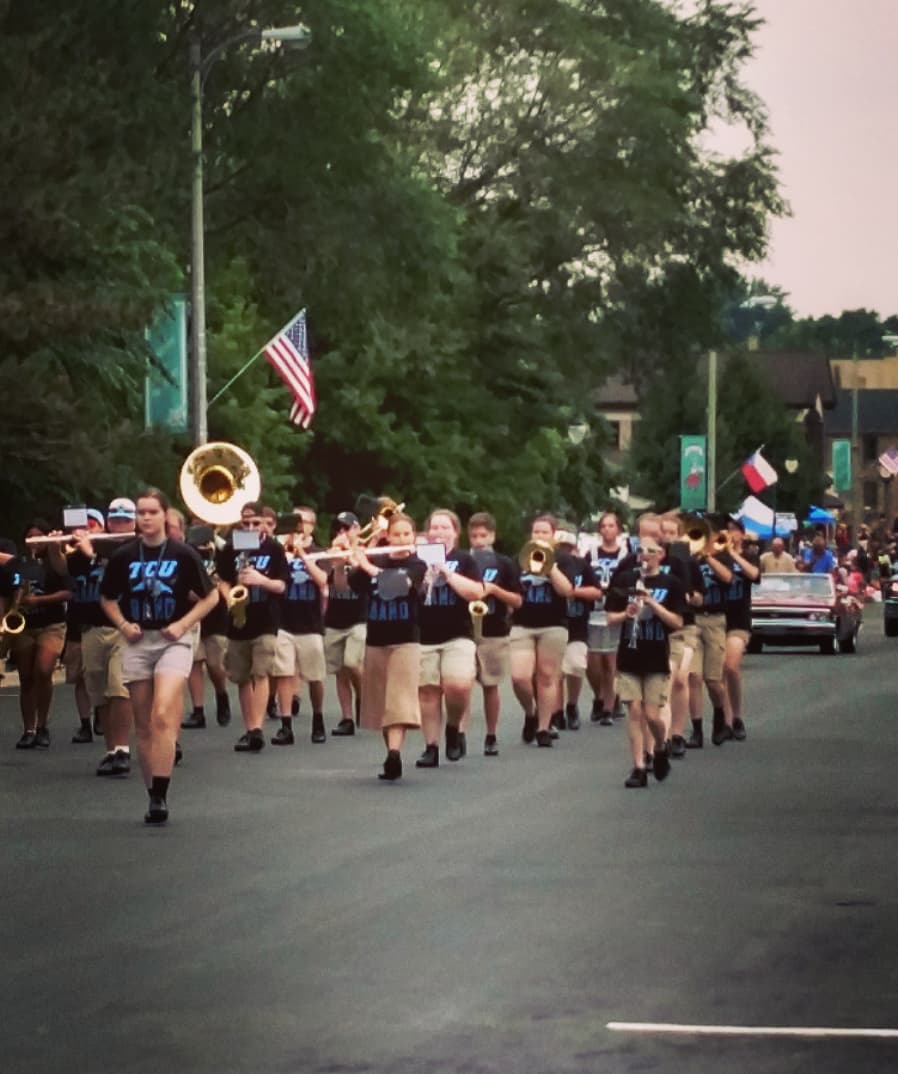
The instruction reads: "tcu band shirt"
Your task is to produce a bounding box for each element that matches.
[100,539,213,630]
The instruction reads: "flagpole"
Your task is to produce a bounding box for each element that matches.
[206,308,306,411]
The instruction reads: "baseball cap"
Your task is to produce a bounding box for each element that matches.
[108,496,136,520]
[554,529,577,547]
[331,511,360,537]
[86,508,105,530]
[187,524,215,547]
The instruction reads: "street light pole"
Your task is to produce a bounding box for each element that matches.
[707,350,717,512]
[188,25,310,447]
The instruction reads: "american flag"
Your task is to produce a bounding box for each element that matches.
[263,309,316,428]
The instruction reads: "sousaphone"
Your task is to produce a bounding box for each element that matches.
[179,442,262,527]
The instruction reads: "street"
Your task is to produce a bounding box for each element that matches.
[3,609,898,1074]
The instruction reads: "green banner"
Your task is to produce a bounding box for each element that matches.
[144,296,188,433]
[679,435,707,510]
[832,438,852,493]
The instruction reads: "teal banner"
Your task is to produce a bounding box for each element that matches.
[832,438,851,493]
[145,296,188,433]
[679,435,708,510]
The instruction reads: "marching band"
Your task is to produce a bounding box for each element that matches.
[0,442,763,825]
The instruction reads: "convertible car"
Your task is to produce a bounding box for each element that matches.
[749,572,862,654]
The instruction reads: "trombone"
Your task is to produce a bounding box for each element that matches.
[356,497,405,546]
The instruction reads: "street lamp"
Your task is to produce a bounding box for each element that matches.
[189,25,311,446]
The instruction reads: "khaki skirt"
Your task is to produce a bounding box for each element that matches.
[360,643,422,732]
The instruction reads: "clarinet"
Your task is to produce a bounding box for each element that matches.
[627,566,645,650]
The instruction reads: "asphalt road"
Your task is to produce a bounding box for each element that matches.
[3,609,898,1074]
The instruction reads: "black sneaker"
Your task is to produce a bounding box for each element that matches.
[310,714,326,744]
[112,749,131,775]
[549,711,566,731]
[484,735,499,757]
[521,716,537,744]
[34,726,50,749]
[590,701,603,724]
[653,744,671,782]
[144,796,168,825]
[712,719,734,746]
[535,729,553,748]
[624,767,648,788]
[599,711,615,726]
[235,731,265,753]
[670,735,687,759]
[415,743,439,768]
[216,693,232,727]
[331,719,355,737]
[685,728,704,749]
[180,711,206,730]
[271,726,295,746]
[732,717,747,741]
[566,705,581,731]
[71,724,93,744]
[378,750,402,782]
[445,725,462,762]
[96,752,117,776]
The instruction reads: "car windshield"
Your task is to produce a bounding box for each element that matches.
[756,574,834,600]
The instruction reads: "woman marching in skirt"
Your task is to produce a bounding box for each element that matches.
[348,513,427,781]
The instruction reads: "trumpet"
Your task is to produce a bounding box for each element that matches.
[518,539,555,576]
[469,599,488,643]
[680,514,712,557]
[711,531,732,554]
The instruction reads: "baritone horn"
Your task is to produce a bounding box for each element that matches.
[179,442,261,527]
[680,514,712,556]
[518,540,555,576]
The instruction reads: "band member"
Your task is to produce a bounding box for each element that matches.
[416,509,484,767]
[687,518,734,748]
[510,514,576,748]
[99,489,219,824]
[553,529,602,731]
[605,539,685,787]
[586,512,628,726]
[271,516,328,746]
[165,507,187,542]
[348,513,428,780]
[2,520,72,749]
[324,512,367,736]
[216,501,289,753]
[723,518,760,742]
[63,509,106,744]
[50,498,138,774]
[465,512,522,756]
[182,525,231,729]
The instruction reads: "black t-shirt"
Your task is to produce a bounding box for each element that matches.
[513,551,579,629]
[471,549,521,639]
[100,539,213,630]
[348,554,428,647]
[658,551,704,627]
[696,552,733,614]
[3,555,72,630]
[280,556,325,635]
[197,556,229,638]
[606,568,686,675]
[215,536,290,640]
[324,564,368,630]
[418,549,483,646]
[566,555,598,643]
[725,553,760,632]
[67,549,118,631]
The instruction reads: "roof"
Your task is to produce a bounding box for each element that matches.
[827,389,898,436]
[722,351,837,410]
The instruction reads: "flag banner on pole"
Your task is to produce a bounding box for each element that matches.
[831,439,852,492]
[877,446,898,476]
[679,435,707,511]
[741,448,778,493]
[263,309,316,428]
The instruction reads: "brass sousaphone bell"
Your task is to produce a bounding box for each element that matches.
[179,442,262,527]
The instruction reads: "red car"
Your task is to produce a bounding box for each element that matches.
[749,572,862,654]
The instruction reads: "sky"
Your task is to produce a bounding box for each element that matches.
[712,0,898,319]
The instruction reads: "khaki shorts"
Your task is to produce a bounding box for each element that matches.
[82,625,129,706]
[616,671,671,708]
[419,637,477,687]
[325,623,366,674]
[195,634,228,673]
[122,630,194,683]
[587,612,621,653]
[562,639,588,677]
[360,643,421,731]
[226,634,277,685]
[509,625,568,678]
[63,640,83,684]
[475,635,510,687]
[727,628,751,645]
[692,613,726,682]
[668,623,700,675]
[8,622,67,664]
[272,630,326,682]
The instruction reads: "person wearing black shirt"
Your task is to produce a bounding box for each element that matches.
[100,489,218,824]
[554,530,602,731]
[324,513,368,737]
[510,514,576,748]
[605,539,685,787]
[182,526,232,730]
[723,518,760,742]
[215,502,289,754]
[416,510,484,767]
[2,521,73,750]
[465,512,522,756]
[348,513,427,781]
[586,512,628,726]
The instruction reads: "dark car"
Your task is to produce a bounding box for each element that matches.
[749,572,862,654]
[881,567,898,637]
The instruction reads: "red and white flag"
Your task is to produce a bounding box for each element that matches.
[263,309,316,428]
[741,448,778,493]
